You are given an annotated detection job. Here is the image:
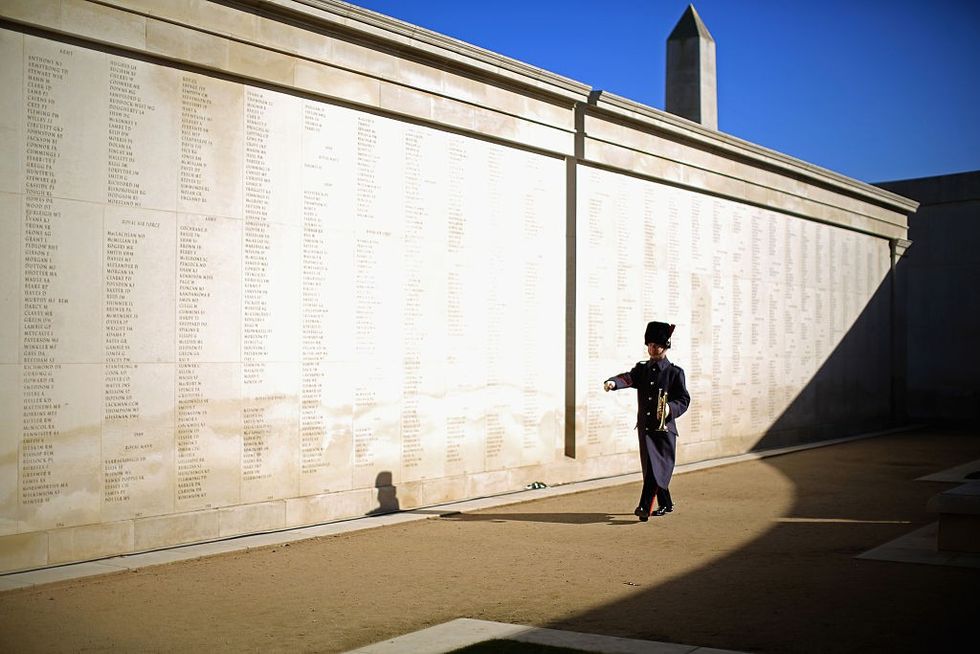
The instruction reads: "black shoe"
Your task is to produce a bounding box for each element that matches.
[652,506,669,517]
[634,507,650,522]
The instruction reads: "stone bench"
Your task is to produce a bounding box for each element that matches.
[927,481,980,553]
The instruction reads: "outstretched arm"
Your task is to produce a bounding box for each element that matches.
[604,372,634,392]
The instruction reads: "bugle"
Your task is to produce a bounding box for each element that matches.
[655,389,668,432]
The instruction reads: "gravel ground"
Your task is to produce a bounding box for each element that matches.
[1,427,977,653]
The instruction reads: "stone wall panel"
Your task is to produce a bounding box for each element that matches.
[0,532,47,572]
[134,510,221,552]
[47,520,134,565]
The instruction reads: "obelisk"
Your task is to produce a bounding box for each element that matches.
[666,4,717,130]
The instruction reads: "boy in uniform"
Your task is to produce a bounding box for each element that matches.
[605,321,691,521]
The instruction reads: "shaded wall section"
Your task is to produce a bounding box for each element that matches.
[750,264,895,452]
[877,171,980,424]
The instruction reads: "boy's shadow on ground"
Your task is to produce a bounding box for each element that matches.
[436,512,640,526]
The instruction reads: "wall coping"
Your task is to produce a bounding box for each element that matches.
[239,0,592,102]
[589,90,919,217]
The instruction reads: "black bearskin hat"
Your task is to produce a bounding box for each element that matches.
[644,321,675,348]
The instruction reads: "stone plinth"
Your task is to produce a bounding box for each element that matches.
[928,482,980,553]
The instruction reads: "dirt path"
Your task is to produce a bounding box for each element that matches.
[1,428,977,653]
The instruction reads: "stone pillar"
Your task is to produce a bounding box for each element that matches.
[890,238,912,425]
[666,4,718,130]
[564,100,588,458]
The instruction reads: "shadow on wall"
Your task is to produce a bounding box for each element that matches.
[751,255,900,452]
[542,260,980,652]
[366,471,400,515]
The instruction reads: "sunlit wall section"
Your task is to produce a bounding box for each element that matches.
[576,166,892,461]
[0,28,565,571]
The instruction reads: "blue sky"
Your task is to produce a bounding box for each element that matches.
[349,0,980,183]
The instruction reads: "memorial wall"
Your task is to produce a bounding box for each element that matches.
[576,168,892,462]
[0,0,916,573]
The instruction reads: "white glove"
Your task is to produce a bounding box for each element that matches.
[664,403,670,416]
[603,381,615,392]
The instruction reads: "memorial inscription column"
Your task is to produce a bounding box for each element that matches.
[580,172,614,455]
[299,100,355,495]
[796,219,818,423]
[748,207,770,430]
[398,126,448,483]
[685,193,712,441]
[443,136,487,477]
[709,194,733,439]
[608,178,646,454]
[100,55,178,522]
[19,37,106,530]
[484,146,511,469]
[728,206,753,436]
[813,224,831,368]
[351,115,403,489]
[577,168,635,458]
[240,88,301,503]
[0,32,26,534]
[766,213,785,423]
[781,218,802,418]
[516,152,561,466]
[399,130,425,475]
[175,73,244,512]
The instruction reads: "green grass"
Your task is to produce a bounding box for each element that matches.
[447,638,598,654]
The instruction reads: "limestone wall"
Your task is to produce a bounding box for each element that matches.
[575,168,894,460]
[0,0,915,573]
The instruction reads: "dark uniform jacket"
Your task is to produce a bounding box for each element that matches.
[607,357,691,487]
